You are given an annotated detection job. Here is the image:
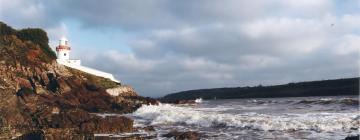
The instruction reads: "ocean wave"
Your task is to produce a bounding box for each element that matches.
[131,104,360,132]
[295,98,359,106]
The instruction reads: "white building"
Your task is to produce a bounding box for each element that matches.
[56,37,119,83]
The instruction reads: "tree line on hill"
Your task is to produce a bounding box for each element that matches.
[162,77,359,100]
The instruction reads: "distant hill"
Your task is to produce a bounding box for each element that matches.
[162,77,359,100]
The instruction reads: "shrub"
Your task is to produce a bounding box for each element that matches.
[0,22,16,35]
[0,21,57,60]
[16,28,57,59]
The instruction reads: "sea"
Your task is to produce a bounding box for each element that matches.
[100,96,360,140]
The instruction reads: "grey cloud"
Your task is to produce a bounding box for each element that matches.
[110,15,358,96]
[1,0,359,97]
[131,17,328,62]
[1,0,336,30]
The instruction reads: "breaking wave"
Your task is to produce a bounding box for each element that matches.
[132,103,360,132]
[295,98,359,106]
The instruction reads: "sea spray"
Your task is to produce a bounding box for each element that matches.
[133,103,359,131]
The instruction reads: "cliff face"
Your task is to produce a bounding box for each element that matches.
[0,22,157,139]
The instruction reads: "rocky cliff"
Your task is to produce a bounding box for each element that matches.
[0,22,158,139]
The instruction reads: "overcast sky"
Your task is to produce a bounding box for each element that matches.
[1,0,359,97]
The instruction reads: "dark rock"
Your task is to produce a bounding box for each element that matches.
[94,116,133,133]
[111,96,159,114]
[296,100,317,104]
[15,130,45,140]
[50,109,134,134]
[80,121,97,132]
[86,83,100,91]
[136,126,155,132]
[317,100,333,104]
[51,109,92,128]
[95,135,144,140]
[16,87,36,102]
[163,130,201,140]
[344,135,359,140]
[177,100,196,104]
[40,72,49,86]
[160,99,196,104]
[44,128,94,140]
[56,78,71,93]
[94,136,111,140]
[340,99,359,106]
[16,78,33,90]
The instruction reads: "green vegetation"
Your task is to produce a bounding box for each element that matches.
[16,28,57,59]
[0,21,57,64]
[67,68,120,89]
[95,77,120,89]
[163,77,359,100]
[0,22,16,35]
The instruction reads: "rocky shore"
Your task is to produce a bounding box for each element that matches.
[0,22,159,139]
[0,62,159,140]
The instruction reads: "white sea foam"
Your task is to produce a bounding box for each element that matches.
[131,103,360,132]
[319,98,333,101]
[195,98,203,103]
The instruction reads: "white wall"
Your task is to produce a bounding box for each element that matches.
[57,59,120,83]
[57,50,70,60]
[68,60,81,65]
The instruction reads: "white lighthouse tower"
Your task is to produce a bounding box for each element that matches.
[56,37,71,60]
[56,37,81,65]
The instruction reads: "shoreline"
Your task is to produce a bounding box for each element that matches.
[96,96,360,140]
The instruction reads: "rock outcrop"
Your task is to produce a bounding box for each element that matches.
[106,85,138,97]
[163,130,201,140]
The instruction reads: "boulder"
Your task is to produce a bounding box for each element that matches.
[136,126,155,132]
[95,135,144,140]
[106,86,138,97]
[40,72,49,85]
[56,78,70,93]
[94,116,134,133]
[16,78,33,90]
[340,99,359,106]
[44,128,94,140]
[163,130,201,140]
[344,135,359,140]
[15,130,45,140]
[50,109,92,128]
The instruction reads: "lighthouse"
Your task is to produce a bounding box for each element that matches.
[55,37,119,83]
[56,37,71,60]
[55,37,81,65]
